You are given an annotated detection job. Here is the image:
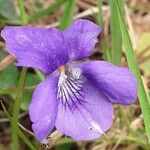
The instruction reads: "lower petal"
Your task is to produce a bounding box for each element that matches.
[29,71,59,143]
[55,79,113,141]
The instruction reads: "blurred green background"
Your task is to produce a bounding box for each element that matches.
[0,0,150,150]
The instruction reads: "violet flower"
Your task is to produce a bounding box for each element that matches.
[1,19,137,143]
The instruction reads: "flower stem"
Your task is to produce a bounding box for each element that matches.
[12,67,27,150]
[46,130,63,149]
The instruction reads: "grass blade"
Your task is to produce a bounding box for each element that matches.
[59,0,75,30]
[116,0,150,143]
[110,0,124,65]
[17,129,36,150]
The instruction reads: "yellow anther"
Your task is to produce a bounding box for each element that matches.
[59,66,65,73]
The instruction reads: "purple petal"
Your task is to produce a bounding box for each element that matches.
[78,61,138,105]
[55,79,113,140]
[63,19,101,60]
[29,71,59,143]
[1,26,68,74]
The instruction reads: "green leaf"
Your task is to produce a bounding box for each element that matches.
[29,0,66,22]
[35,69,45,81]
[55,143,73,150]
[0,64,18,89]
[21,72,41,110]
[59,0,75,30]
[0,51,5,59]
[56,138,75,145]
[116,0,150,143]
[20,91,31,111]
[0,0,18,20]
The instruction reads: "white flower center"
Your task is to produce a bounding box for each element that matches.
[57,68,85,109]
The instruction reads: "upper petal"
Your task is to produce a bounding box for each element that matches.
[55,69,113,140]
[29,71,59,143]
[78,61,138,105]
[1,26,68,74]
[63,19,101,60]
